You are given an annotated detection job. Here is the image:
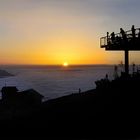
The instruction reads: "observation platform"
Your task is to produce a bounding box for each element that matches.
[100,28,140,51]
[100,26,140,75]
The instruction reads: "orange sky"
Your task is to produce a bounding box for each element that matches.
[0,0,140,65]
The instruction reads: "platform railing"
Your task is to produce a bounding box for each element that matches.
[100,28,140,47]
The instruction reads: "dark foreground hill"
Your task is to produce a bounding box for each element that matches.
[0,75,140,139]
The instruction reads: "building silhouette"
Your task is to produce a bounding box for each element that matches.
[1,86,44,107]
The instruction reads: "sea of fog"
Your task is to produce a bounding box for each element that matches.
[0,65,121,100]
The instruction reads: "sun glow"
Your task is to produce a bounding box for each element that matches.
[63,62,68,67]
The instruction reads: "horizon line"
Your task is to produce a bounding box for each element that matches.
[0,63,138,66]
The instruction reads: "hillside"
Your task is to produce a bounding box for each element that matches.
[0,75,140,139]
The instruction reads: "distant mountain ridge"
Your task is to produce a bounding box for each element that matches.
[0,69,14,78]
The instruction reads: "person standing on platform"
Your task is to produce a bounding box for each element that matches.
[120,28,127,43]
[131,25,136,40]
[111,32,115,44]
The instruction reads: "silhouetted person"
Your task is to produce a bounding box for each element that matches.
[131,25,136,39]
[79,88,81,94]
[132,63,136,74]
[114,65,118,79]
[110,32,115,43]
[120,28,127,41]
[105,74,109,81]
[119,61,124,73]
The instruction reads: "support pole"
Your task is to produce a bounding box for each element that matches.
[125,49,129,75]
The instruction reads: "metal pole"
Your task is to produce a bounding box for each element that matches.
[125,49,129,75]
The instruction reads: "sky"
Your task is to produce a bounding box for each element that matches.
[0,0,140,65]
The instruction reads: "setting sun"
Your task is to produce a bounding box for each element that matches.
[63,62,68,67]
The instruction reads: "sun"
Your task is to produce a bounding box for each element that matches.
[63,62,69,67]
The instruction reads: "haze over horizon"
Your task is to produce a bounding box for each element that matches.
[1,0,140,65]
